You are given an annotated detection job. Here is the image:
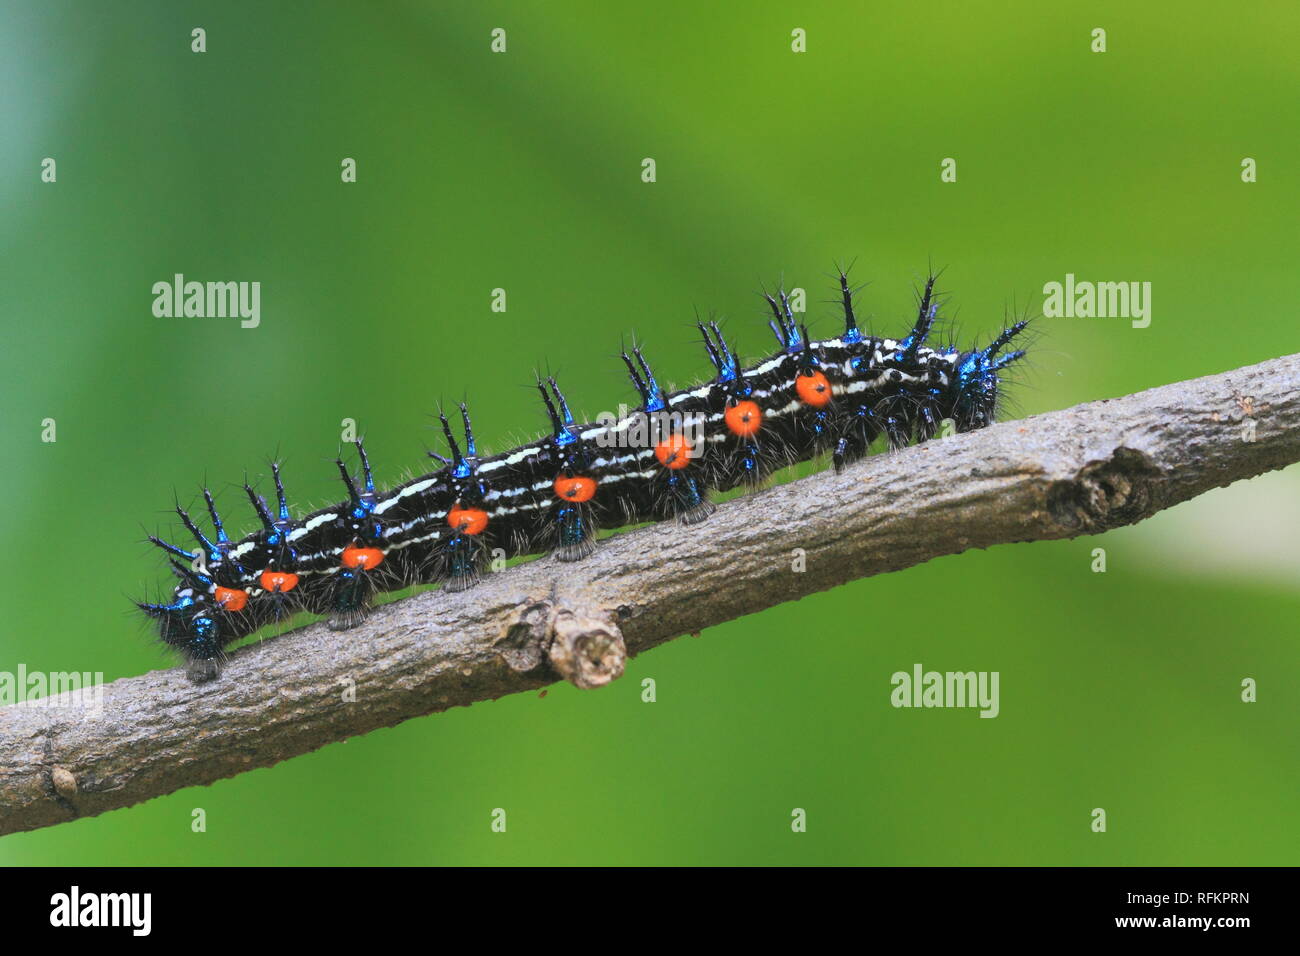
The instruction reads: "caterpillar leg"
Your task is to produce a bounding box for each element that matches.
[442,529,486,592]
[329,571,372,630]
[664,468,715,525]
[653,429,715,525]
[700,320,784,490]
[438,404,492,591]
[329,546,387,629]
[329,443,388,628]
[553,497,597,561]
[830,405,882,472]
[539,376,600,561]
[625,345,718,525]
[240,462,305,619]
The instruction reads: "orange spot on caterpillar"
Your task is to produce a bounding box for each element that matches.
[260,570,299,594]
[342,546,384,570]
[724,400,762,438]
[655,434,693,470]
[448,507,489,535]
[796,370,832,407]
[213,586,248,611]
[554,475,597,502]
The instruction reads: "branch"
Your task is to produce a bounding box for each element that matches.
[4,354,1299,837]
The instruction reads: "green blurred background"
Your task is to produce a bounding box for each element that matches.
[2,0,1297,865]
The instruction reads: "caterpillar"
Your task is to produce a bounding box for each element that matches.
[138,269,1028,681]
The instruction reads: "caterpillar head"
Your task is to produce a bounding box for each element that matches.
[137,586,225,681]
[948,321,1028,431]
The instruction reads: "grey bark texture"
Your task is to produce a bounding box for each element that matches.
[2,353,1298,838]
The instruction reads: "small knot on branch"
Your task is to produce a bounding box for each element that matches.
[1048,447,1163,532]
[496,601,553,672]
[497,600,626,689]
[51,766,78,799]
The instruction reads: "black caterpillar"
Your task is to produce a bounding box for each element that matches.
[139,270,1028,680]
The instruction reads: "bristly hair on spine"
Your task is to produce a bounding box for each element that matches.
[138,267,1029,682]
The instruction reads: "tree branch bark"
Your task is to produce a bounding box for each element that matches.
[3,354,1299,837]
